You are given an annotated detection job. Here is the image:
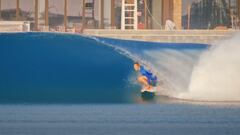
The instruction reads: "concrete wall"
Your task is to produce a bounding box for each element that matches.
[83,29,238,44]
[0,21,30,32]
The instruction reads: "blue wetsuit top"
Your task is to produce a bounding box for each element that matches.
[139,66,157,84]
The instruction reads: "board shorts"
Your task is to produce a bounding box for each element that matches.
[145,75,157,87]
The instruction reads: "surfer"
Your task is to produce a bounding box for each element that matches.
[133,62,157,92]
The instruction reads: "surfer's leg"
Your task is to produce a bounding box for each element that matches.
[138,76,151,90]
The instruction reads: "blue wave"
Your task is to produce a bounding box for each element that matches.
[0,33,136,103]
[0,33,208,103]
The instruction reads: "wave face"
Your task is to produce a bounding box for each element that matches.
[2,32,237,103]
[95,37,208,98]
[0,33,135,103]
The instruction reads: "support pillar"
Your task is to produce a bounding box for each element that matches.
[92,0,95,20]
[100,0,104,29]
[238,0,240,19]
[64,0,67,32]
[162,0,173,25]
[35,0,38,31]
[162,0,182,29]
[0,0,2,20]
[173,0,182,29]
[82,0,85,29]
[45,0,49,26]
[187,3,191,29]
[144,0,148,29]
[16,0,20,21]
[111,0,115,28]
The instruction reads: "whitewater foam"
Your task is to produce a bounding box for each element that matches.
[177,34,240,101]
[143,49,200,96]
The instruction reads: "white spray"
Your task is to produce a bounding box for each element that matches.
[177,34,240,101]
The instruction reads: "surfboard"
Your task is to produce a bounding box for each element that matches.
[141,87,157,93]
[141,87,157,100]
[141,91,155,100]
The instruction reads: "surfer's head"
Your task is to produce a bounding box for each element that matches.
[134,62,140,71]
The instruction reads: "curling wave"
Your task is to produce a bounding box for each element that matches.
[1,32,238,103]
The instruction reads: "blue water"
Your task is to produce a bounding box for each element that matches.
[0,33,240,135]
[0,104,240,135]
[0,33,135,103]
[0,32,208,103]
